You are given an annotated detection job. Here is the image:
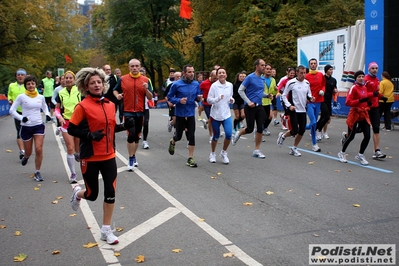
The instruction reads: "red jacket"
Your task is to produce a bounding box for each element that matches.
[200,79,212,106]
[305,72,325,103]
[345,82,370,130]
[120,74,149,113]
[364,74,380,108]
[70,95,116,161]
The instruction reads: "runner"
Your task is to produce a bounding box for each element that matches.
[9,76,51,181]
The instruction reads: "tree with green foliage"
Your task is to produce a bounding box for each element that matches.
[91,0,191,92]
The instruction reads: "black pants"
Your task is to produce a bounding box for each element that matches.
[379,102,393,130]
[342,120,371,154]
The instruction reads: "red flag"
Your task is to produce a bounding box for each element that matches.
[65,54,73,64]
[180,0,192,20]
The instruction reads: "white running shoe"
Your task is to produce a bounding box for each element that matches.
[127,162,134,172]
[142,141,150,149]
[70,185,82,211]
[372,150,386,159]
[232,131,240,146]
[355,153,369,165]
[252,150,265,159]
[273,119,280,126]
[312,144,321,152]
[209,152,216,163]
[277,132,285,147]
[220,150,229,164]
[316,131,322,141]
[263,128,271,136]
[323,132,329,139]
[100,227,119,245]
[338,151,347,163]
[201,119,208,130]
[289,147,301,157]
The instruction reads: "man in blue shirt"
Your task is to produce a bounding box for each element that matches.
[167,64,203,167]
[232,59,267,159]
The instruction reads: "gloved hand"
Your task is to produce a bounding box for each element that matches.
[381,96,388,103]
[22,117,28,122]
[373,90,379,97]
[333,101,338,107]
[359,98,369,103]
[87,129,105,141]
[124,117,135,130]
[46,115,52,122]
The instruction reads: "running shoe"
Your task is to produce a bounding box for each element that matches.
[231,131,240,146]
[220,150,229,164]
[74,153,80,162]
[70,185,82,211]
[127,157,134,171]
[34,171,44,182]
[252,150,265,159]
[142,141,150,149]
[323,132,329,139]
[312,144,321,152]
[340,132,347,146]
[19,150,25,160]
[168,139,175,155]
[289,147,301,157]
[21,156,29,166]
[372,150,386,159]
[355,153,369,165]
[132,155,138,167]
[338,151,347,163]
[316,131,322,141]
[100,227,119,245]
[277,132,285,147]
[263,128,271,136]
[70,173,77,184]
[201,119,208,130]
[220,131,225,137]
[186,157,198,167]
[209,152,216,163]
[273,119,280,126]
[55,127,60,136]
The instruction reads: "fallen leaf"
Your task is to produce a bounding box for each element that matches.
[387,156,393,159]
[211,176,217,179]
[9,196,12,199]
[70,214,77,217]
[315,193,320,196]
[13,253,27,262]
[56,196,63,200]
[199,218,205,222]
[52,250,61,255]
[313,234,319,237]
[116,227,123,232]
[0,225,6,229]
[384,183,389,186]
[217,172,221,176]
[14,231,22,236]
[172,249,182,253]
[348,170,353,172]
[243,202,253,206]
[384,147,389,150]
[34,187,40,191]
[6,149,12,153]
[52,181,58,183]
[223,252,234,258]
[246,146,251,148]
[353,204,360,207]
[120,207,125,209]
[134,255,145,263]
[52,200,58,204]
[308,161,315,165]
[347,188,354,191]
[265,191,274,195]
[37,184,41,187]
[83,242,98,248]
[114,251,121,257]
[334,170,340,172]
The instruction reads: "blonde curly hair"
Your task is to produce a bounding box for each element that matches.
[75,67,109,96]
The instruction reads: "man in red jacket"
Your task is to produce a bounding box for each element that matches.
[364,62,386,160]
[113,59,153,171]
[200,70,218,143]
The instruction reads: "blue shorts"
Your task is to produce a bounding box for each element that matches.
[20,124,45,141]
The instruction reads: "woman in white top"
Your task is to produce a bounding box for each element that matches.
[9,76,51,181]
[207,67,234,164]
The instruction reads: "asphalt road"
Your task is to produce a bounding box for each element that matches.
[1,109,398,266]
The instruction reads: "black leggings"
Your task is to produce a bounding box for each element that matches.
[288,111,307,136]
[244,105,266,134]
[342,120,370,154]
[174,116,196,146]
[142,109,150,141]
[81,158,117,204]
[262,105,272,130]
[126,115,143,143]
[368,107,380,134]
[317,102,330,131]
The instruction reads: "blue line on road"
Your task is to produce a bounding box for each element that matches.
[295,147,394,174]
